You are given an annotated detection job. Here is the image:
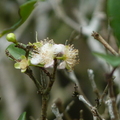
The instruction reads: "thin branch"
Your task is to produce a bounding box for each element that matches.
[40,67,51,78]
[51,103,63,120]
[54,98,72,120]
[91,31,118,56]
[105,99,116,120]
[87,69,100,99]
[25,67,43,93]
[99,84,108,104]
[78,95,105,120]
[105,67,120,120]
[5,50,17,61]
[67,71,93,111]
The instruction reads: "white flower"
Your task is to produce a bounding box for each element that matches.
[58,45,79,70]
[52,44,65,56]
[30,39,55,68]
[30,38,79,70]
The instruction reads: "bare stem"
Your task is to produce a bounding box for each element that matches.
[87,69,100,99]
[99,84,108,104]
[91,31,118,56]
[78,95,105,120]
[106,68,120,120]
[51,103,63,120]
[40,94,49,120]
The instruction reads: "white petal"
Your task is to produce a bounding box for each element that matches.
[52,44,65,55]
[57,61,66,69]
[31,55,42,65]
[44,59,54,68]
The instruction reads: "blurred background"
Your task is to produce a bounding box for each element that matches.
[0,0,119,120]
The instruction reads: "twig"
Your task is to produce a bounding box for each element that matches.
[5,50,17,61]
[87,69,100,99]
[40,67,51,78]
[54,98,72,120]
[105,99,116,120]
[6,49,43,93]
[91,31,118,56]
[68,71,93,111]
[25,67,43,93]
[106,67,120,120]
[78,95,105,120]
[67,71,86,97]
[51,103,63,120]
[99,84,108,104]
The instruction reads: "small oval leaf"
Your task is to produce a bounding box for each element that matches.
[6,44,26,60]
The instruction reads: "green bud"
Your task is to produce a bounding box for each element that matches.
[6,33,17,43]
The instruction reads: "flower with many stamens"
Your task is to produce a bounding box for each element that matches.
[57,44,79,70]
[30,38,79,70]
[30,39,55,68]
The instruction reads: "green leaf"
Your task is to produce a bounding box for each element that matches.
[107,0,120,47]
[0,0,37,37]
[6,44,26,60]
[18,112,26,120]
[93,52,120,67]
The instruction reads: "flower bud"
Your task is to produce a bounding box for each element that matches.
[6,33,17,43]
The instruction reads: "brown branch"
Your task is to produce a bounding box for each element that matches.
[40,94,49,120]
[25,67,43,93]
[91,31,118,56]
[5,50,17,61]
[105,68,120,120]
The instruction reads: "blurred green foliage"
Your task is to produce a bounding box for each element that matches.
[107,0,120,47]
[0,0,119,120]
[93,52,120,67]
[0,0,37,37]
[18,112,26,120]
